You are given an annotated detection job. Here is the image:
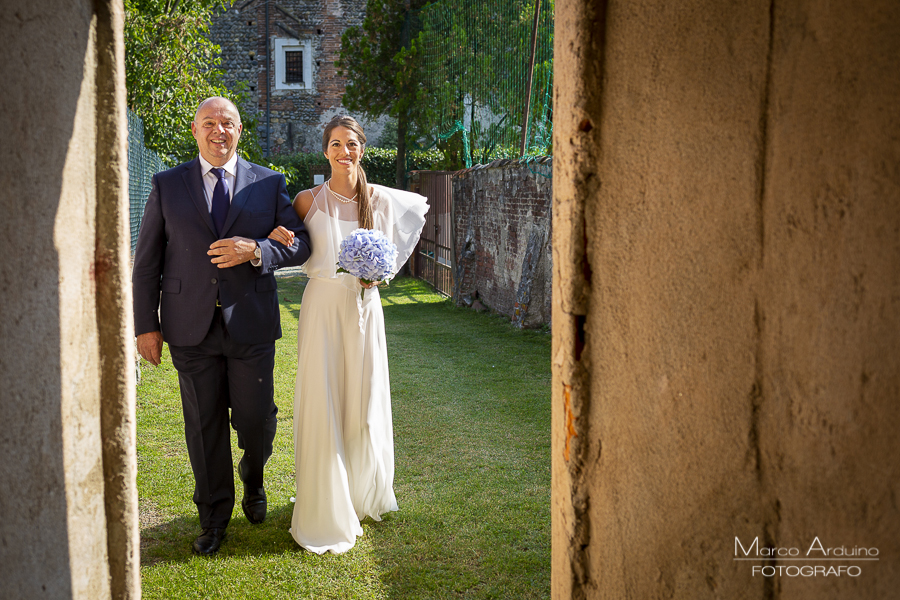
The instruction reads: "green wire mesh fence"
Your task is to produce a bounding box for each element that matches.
[127,109,167,254]
[418,0,553,170]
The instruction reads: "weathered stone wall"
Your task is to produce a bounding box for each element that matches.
[453,159,553,327]
[0,2,138,599]
[552,0,900,598]
[211,0,386,154]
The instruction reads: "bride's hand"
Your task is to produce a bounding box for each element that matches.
[268,226,295,247]
[360,279,380,289]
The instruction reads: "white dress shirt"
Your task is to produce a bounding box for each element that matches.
[198,153,238,210]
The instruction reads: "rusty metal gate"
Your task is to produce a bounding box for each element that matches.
[409,171,454,296]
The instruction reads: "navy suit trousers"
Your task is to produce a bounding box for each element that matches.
[169,307,277,529]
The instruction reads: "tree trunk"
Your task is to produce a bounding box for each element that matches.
[396,110,408,189]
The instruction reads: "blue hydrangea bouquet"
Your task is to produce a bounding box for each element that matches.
[337,228,399,296]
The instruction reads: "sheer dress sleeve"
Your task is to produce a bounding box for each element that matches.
[370,184,429,277]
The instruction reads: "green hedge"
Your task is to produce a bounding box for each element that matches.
[268,148,447,199]
[265,153,328,199]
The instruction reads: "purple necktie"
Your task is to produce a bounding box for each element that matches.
[210,167,229,237]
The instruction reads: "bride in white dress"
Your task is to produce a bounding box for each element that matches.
[268,115,427,553]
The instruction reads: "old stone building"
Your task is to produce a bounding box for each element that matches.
[210,0,387,155]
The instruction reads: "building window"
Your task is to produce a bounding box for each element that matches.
[284,50,304,83]
[274,38,313,91]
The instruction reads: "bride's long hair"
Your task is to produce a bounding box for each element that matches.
[322,115,373,229]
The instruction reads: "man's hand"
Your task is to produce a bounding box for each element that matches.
[136,331,164,366]
[268,225,295,247]
[209,236,258,268]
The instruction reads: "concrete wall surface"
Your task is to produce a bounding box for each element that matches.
[552,0,900,598]
[0,1,139,599]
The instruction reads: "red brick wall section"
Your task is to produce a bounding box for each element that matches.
[319,1,347,117]
[452,158,553,328]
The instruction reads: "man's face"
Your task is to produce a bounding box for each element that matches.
[191,99,242,166]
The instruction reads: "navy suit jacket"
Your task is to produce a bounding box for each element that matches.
[132,156,311,347]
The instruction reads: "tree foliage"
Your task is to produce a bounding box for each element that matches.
[417,0,554,166]
[340,0,553,174]
[125,0,262,165]
[338,0,431,186]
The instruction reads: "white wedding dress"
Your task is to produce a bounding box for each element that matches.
[290,183,428,554]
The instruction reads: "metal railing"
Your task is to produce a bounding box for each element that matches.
[409,171,455,296]
[127,109,167,254]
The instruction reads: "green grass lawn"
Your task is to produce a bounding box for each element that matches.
[137,277,551,599]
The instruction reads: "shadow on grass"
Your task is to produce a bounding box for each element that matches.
[141,502,304,566]
[141,502,403,565]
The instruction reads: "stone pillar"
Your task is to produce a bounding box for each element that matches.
[95,1,141,598]
[552,0,900,597]
[0,1,139,599]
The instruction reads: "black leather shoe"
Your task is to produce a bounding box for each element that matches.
[192,528,226,555]
[239,459,267,525]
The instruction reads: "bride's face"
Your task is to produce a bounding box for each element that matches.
[325,126,364,177]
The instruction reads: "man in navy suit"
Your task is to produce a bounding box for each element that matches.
[133,97,311,555]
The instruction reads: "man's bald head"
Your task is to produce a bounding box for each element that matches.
[194,97,241,124]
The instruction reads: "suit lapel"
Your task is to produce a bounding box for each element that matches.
[182,158,218,236]
[221,157,257,236]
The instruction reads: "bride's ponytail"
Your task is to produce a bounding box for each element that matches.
[356,163,373,229]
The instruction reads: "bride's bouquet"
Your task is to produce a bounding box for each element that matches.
[337,228,398,296]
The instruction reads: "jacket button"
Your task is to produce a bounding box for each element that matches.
[211,278,217,284]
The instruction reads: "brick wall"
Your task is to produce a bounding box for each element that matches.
[210,0,381,154]
[452,158,553,328]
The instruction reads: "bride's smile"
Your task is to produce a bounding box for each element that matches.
[325,126,364,187]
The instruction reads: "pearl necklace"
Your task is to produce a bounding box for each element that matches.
[325,180,357,203]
